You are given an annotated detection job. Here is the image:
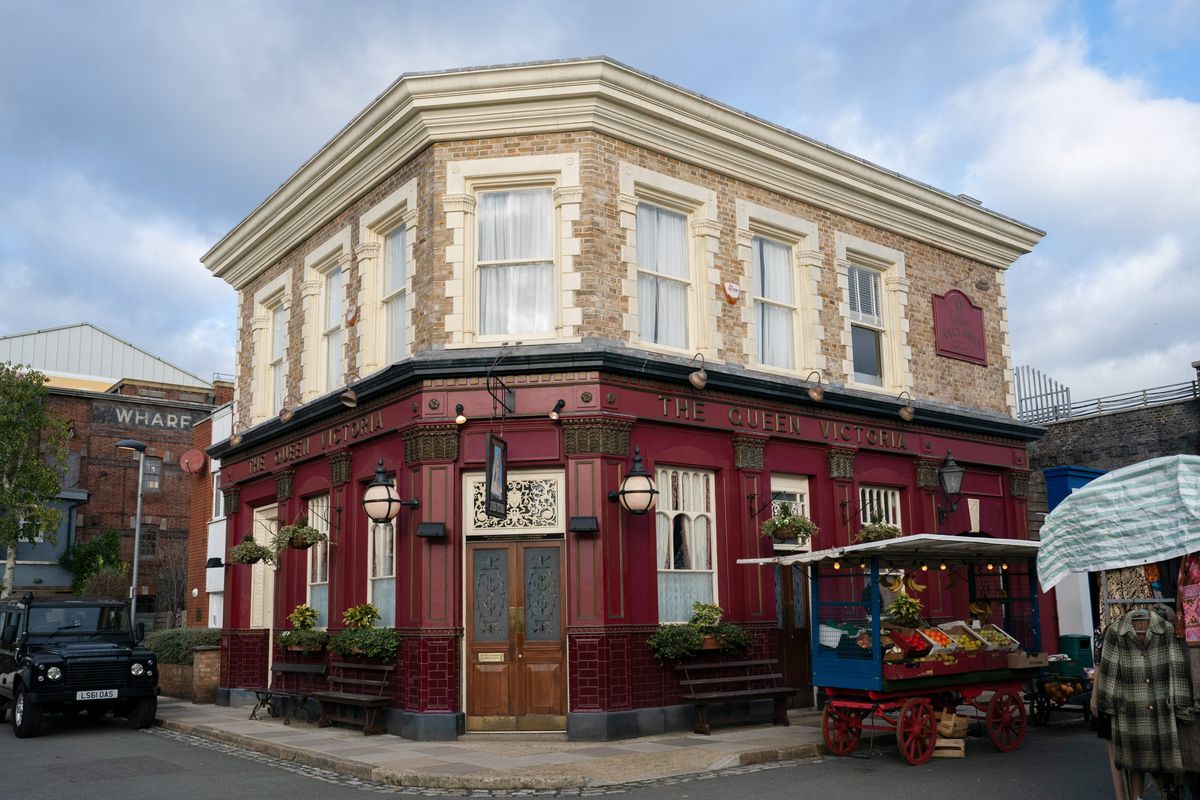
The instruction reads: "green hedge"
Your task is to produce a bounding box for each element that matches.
[144,628,222,665]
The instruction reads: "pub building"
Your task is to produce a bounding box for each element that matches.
[204,58,1047,740]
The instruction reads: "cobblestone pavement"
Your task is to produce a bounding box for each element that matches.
[148,727,824,796]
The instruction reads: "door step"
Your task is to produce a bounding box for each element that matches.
[460,731,569,742]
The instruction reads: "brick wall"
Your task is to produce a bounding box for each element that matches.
[233,130,1015,424]
[220,628,270,689]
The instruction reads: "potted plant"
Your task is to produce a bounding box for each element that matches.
[886,592,924,629]
[229,537,274,566]
[272,515,326,552]
[329,603,398,660]
[341,602,380,629]
[278,627,329,653]
[761,502,818,545]
[646,601,753,662]
[856,516,902,543]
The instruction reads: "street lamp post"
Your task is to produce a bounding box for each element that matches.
[115,439,147,631]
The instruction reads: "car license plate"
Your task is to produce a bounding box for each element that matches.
[76,689,118,701]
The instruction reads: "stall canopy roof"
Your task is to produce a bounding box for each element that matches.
[738,534,1039,568]
[1037,454,1200,591]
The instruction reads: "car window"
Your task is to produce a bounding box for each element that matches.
[26,606,129,634]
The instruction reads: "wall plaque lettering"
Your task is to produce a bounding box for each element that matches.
[932,289,987,365]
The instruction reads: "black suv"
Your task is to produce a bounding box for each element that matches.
[0,593,159,738]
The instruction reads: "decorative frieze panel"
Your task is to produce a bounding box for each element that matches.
[1008,470,1031,499]
[562,417,632,456]
[915,459,942,490]
[222,486,240,512]
[402,424,460,464]
[732,435,766,471]
[328,450,352,485]
[827,448,857,480]
[275,469,293,501]
[465,471,565,535]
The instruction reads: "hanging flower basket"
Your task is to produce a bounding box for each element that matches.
[761,502,818,545]
[271,516,327,552]
[856,522,902,543]
[229,538,274,566]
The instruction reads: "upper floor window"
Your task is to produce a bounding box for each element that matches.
[477,188,555,337]
[210,473,224,520]
[655,467,717,623]
[358,179,418,374]
[383,225,407,364]
[143,457,163,492]
[323,266,345,389]
[859,484,902,529]
[848,264,884,385]
[753,236,796,369]
[140,526,158,558]
[269,302,287,414]
[636,203,690,349]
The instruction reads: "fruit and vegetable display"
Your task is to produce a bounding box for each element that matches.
[921,628,953,648]
[976,625,1019,651]
[1043,679,1088,705]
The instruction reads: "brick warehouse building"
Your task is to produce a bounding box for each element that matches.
[0,324,232,625]
[203,59,1046,740]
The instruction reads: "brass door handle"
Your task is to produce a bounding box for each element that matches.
[508,606,517,635]
[516,606,525,635]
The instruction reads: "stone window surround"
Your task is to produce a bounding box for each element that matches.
[442,154,583,348]
[735,200,825,378]
[357,179,419,375]
[619,162,721,361]
[769,473,813,554]
[835,232,912,395]
[250,273,292,425]
[301,226,353,402]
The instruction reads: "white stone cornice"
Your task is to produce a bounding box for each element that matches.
[204,58,1044,289]
[441,193,476,215]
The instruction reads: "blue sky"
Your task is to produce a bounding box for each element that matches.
[2,0,1198,402]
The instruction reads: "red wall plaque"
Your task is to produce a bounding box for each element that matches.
[932,289,987,365]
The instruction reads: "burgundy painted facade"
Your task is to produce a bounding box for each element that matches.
[216,371,1045,721]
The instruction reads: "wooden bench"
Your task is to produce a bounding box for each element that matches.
[676,658,798,735]
[311,661,393,735]
[249,662,328,725]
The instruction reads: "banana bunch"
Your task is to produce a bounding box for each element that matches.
[969,601,991,621]
[904,574,927,593]
[882,574,904,593]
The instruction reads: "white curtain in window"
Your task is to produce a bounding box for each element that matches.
[478,189,554,335]
[384,227,406,362]
[655,467,716,621]
[370,522,395,627]
[636,204,688,347]
[848,265,882,326]
[324,269,344,388]
[270,306,286,413]
[308,495,331,627]
[754,238,794,368]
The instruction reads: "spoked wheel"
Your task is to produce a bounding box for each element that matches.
[1029,693,1051,726]
[822,704,863,756]
[987,690,1028,752]
[895,698,937,766]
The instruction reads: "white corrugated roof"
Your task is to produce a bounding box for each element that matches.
[738,534,1039,567]
[0,323,210,389]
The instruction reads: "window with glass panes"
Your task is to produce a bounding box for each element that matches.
[211,473,224,519]
[655,467,716,622]
[269,303,286,414]
[752,236,796,369]
[307,494,331,628]
[323,268,345,390]
[383,225,407,363]
[848,265,884,385]
[636,203,690,349]
[368,512,396,627]
[142,457,162,492]
[477,188,554,336]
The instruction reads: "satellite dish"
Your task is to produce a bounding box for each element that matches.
[180,449,207,474]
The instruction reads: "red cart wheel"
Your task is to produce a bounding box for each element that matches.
[896,698,937,766]
[987,690,1028,752]
[822,704,863,756]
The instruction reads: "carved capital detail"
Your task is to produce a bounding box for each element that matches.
[1008,470,1031,499]
[222,486,240,512]
[275,469,294,501]
[732,435,766,472]
[562,417,633,456]
[827,448,857,480]
[916,459,942,490]
[328,450,353,485]
[401,424,460,464]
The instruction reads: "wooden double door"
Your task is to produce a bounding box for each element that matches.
[466,540,566,730]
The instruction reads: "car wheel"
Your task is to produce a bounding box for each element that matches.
[11,685,43,739]
[127,696,156,729]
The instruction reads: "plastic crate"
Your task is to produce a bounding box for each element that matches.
[1045,659,1087,678]
[1058,634,1094,667]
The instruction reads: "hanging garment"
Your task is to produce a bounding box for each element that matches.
[1176,555,1200,644]
[1096,610,1195,773]
[1101,566,1153,629]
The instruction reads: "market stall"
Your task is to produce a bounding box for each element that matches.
[744,534,1045,765]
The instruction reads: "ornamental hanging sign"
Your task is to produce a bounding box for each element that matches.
[932,289,987,365]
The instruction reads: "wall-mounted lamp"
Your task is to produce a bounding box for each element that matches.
[688,353,708,390]
[805,371,825,403]
[454,404,467,425]
[548,399,566,421]
[230,421,247,447]
[896,391,915,422]
[936,449,965,524]
[205,557,231,569]
[279,394,299,424]
[340,372,360,409]
[361,458,419,524]
[607,446,659,515]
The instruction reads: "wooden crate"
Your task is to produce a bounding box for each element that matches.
[937,710,969,738]
[933,738,966,758]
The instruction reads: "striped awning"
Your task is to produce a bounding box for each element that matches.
[1037,455,1200,591]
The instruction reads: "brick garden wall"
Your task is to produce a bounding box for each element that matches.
[220,629,270,689]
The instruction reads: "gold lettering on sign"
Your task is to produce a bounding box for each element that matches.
[273,438,312,467]
[320,411,386,449]
[477,652,504,663]
[248,455,266,474]
[657,395,706,421]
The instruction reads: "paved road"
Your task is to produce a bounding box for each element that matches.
[0,713,1150,800]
